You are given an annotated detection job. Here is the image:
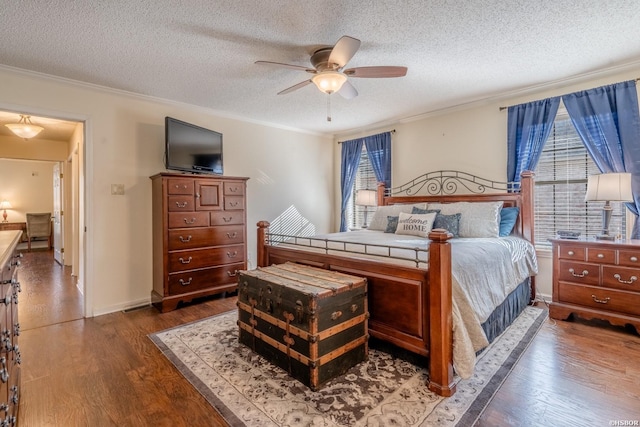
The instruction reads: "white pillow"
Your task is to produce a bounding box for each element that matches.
[367,203,427,231]
[427,201,503,238]
[394,212,437,238]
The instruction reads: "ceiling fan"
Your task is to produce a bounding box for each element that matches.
[255,35,408,100]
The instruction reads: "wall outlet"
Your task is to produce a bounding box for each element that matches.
[111,184,125,195]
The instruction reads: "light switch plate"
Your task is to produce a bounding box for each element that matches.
[111,184,125,195]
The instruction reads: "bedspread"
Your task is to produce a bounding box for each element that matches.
[273,230,538,378]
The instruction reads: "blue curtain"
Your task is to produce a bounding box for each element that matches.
[562,80,640,237]
[339,138,363,232]
[363,131,392,188]
[507,97,561,185]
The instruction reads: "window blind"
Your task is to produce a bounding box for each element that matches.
[348,147,378,229]
[534,114,627,247]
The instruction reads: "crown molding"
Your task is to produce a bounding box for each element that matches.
[0,64,328,138]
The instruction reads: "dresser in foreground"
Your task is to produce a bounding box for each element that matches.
[150,173,249,312]
[550,238,640,332]
[0,230,22,425]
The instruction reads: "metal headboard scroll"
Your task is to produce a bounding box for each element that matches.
[386,170,520,197]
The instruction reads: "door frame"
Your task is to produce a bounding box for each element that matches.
[0,102,92,318]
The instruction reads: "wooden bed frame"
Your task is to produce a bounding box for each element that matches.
[256,171,535,397]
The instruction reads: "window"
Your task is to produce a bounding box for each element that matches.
[347,147,378,229]
[534,113,627,248]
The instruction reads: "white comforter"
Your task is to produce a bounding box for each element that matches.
[278,230,538,378]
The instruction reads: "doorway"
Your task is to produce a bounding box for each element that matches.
[0,109,85,327]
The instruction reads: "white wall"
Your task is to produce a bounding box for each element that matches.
[335,66,640,299]
[0,67,333,316]
[0,158,55,222]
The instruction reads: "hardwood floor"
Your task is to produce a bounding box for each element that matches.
[18,251,640,426]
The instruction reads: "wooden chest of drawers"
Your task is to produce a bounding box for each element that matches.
[151,173,249,312]
[0,231,22,425]
[549,238,640,332]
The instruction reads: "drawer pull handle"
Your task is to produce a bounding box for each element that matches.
[226,232,238,239]
[229,187,238,193]
[179,257,192,264]
[227,251,238,258]
[179,277,193,286]
[613,273,637,284]
[223,216,233,222]
[183,217,196,224]
[567,251,575,256]
[179,235,192,243]
[597,253,604,259]
[175,184,188,189]
[568,268,588,278]
[331,310,343,321]
[175,201,188,208]
[631,256,638,262]
[227,270,238,277]
[591,294,611,304]
[229,202,239,207]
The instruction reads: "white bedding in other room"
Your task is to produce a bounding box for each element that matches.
[274,229,538,378]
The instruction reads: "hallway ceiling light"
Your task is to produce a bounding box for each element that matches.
[5,115,44,139]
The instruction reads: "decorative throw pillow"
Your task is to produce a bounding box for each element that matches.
[411,207,441,215]
[385,216,399,233]
[499,207,519,237]
[394,212,437,238]
[433,213,461,237]
[367,203,428,231]
[427,201,503,238]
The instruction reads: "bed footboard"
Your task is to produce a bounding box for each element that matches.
[256,222,456,396]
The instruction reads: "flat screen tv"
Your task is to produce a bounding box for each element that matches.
[165,116,223,175]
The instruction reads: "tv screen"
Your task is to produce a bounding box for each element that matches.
[165,117,223,175]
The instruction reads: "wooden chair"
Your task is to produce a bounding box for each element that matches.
[25,213,52,251]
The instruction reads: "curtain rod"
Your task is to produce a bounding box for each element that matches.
[498,77,640,111]
[337,129,395,144]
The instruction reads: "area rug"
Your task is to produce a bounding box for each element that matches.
[150,306,547,426]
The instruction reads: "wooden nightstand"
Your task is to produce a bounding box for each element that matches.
[549,238,640,332]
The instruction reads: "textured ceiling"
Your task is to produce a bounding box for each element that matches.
[2,1,640,137]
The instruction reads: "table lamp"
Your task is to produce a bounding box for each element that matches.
[585,173,633,240]
[355,189,377,228]
[0,200,11,223]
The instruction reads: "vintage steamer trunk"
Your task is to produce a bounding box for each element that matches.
[237,262,368,390]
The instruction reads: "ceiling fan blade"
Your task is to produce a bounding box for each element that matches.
[255,60,315,73]
[344,66,408,78]
[328,36,361,68]
[338,80,358,100]
[277,79,313,95]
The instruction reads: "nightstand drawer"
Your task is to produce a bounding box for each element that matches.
[602,265,640,291]
[586,248,616,264]
[558,260,600,286]
[558,245,586,261]
[618,250,640,267]
[557,282,640,317]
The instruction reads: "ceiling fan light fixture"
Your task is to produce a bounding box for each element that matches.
[5,115,44,139]
[311,71,347,94]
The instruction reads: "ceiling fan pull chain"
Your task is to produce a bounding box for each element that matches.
[327,95,332,122]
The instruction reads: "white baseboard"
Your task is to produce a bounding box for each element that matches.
[92,297,152,317]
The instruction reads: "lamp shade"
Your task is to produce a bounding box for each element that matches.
[585,173,634,202]
[355,189,377,207]
[5,115,43,139]
[0,200,12,210]
[311,71,347,94]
